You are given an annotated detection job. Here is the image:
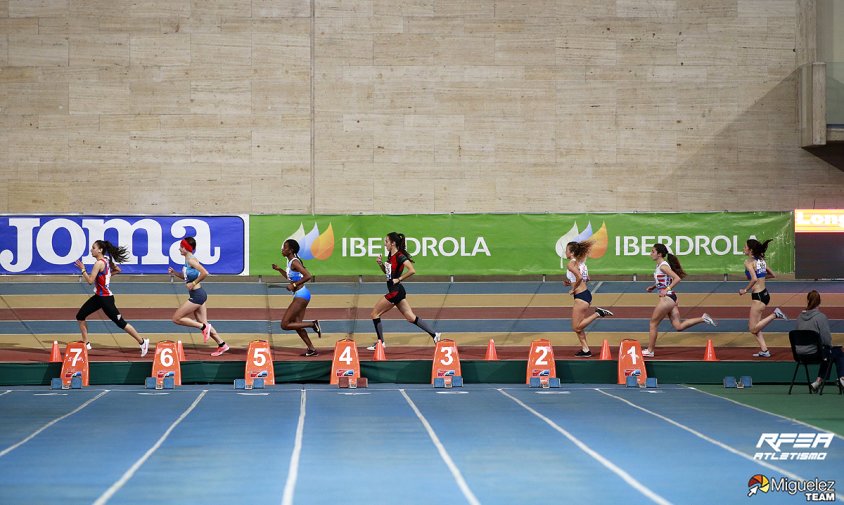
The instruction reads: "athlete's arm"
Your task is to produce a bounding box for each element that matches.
[566,260,582,294]
[75,259,103,285]
[111,262,122,275]
[168,266,185,280]
[376,254,387,274]
[288,259,312,291]
[394,259,415,284]
[739,259,757,295]
[271,263,288,280]
[660,264,681,296]
[765,268,775,279]
[186,257,209,289]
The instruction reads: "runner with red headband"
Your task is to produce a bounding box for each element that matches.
[168,237,228,356]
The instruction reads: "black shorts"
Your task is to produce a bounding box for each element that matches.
[573,289,592,304]
[76,295,128,329]
[384,283,407,305]
[751,289,770,305]
[666,292,678,303]
[188,287,208,305]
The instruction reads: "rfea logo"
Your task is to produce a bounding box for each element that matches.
[286,223,334,260]
[555,221,609,266]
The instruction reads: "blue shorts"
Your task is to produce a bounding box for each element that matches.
[188,287,208,305]
[293,286,311,302]
[573,289,592,304]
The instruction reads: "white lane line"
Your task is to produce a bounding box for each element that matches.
[400,389,481,505]
[281,389,307,505]
[92,390,207,505]
[498,389,672,505]
[0,390,109,458]
[684,385,844,441]
[0,390,12,397]
[596,389,844,503]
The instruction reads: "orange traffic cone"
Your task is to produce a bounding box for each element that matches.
[49,341,62,362]
[484,339,499,360]
[177,340,187,362]
[703,339,718,361]
[599,339,612,360]
[373,340,387,361]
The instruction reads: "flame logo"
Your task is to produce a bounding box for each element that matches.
[555,222,608,267]
[285,223,334,261]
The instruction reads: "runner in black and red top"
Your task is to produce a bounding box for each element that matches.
[368,232,442,350]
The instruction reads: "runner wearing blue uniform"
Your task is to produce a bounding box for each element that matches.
[272,239,321,357]
[739,238,787,358]
[168,237,228,356]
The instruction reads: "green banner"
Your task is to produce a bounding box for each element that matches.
[249,212,793,276]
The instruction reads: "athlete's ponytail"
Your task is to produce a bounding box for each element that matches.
[387,231,414,262]
[284,239,304,267]
[746,238,772,259]
[95,240,129,264]
[654,243,686,279]
[567,241,593,262]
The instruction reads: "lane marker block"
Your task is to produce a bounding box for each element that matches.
[148,340,181,389]
[240,340,275,389]
[53,341,89,389]
[331,338,365,387]
[339,376,368,388]
[432,339,463,388]
[526,339,557,385]
[529,377,561,388]
[617,339,647,386]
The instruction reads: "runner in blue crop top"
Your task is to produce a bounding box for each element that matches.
[169,237,228,356]
[272,239,321,357]
[738,238,787,358]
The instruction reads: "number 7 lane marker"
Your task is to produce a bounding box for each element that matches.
[400,389,481,505]
[498,389,672,505]
[0,390,110,458]
[93,390,208,505]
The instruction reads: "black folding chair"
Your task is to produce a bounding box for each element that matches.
[788,330,832,395]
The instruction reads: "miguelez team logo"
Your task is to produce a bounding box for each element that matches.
[285,223,334,260]
[555,221,609,267]
[747,474,770,497]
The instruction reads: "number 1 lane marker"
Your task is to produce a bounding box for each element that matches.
[498,389,672,505]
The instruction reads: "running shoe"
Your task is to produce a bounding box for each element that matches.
[702,313,717,326]
[201,323,213,343]
[366,341,385,351]
[433,332,442,344]
[302,349,319,357]
[595,307,613,317]
[574,349,592,358]
[752,349,771,358]
[210,343,229,357]
[313,320,322,338]
[641,349,655,358]
[85,342,92,351]
[810,379,822,393]
[140,338,149,358]
[773,307,788,320]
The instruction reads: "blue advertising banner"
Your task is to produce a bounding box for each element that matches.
[0,215,248,275]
